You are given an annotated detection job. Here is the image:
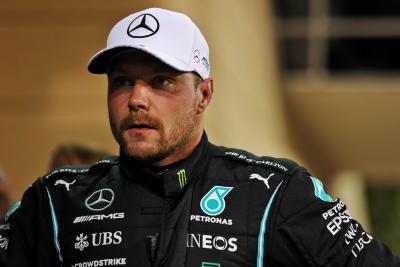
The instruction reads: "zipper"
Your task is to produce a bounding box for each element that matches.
[152,199,169,267]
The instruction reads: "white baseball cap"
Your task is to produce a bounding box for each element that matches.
[87,7,210,79]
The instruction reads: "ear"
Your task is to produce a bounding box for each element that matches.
[197,78,214,114]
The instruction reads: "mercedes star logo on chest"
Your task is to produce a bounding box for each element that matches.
[85,188,115,211]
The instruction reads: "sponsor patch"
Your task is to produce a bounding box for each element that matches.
[71,258,126,267]
[249,173,274,189]
[190,214,233,226]
[0,234,8,250]
[74,231,122,251]
[73,213,124,224]
[85,188,115,211]
[200,186,233,216]
[54,179,76,191]
[75,233,89,251]
[310,176,333,202]
[187,233,237,252]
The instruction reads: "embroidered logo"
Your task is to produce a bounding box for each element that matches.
[127,13,160,38]
[249,173,274,189]
[177,169,187,189]
[74,233,89,251]
[54,179,76,191]
[0,234,8,250]
[200,186,233,216]
[85,188,115,211]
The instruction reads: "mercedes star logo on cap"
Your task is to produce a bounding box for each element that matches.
[127,13,160,38]
[85,188,115,211]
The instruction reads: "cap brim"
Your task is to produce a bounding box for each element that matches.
[87,45,193,74]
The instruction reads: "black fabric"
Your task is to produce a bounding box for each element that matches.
[119,133,209,198]
[1,133,399,267]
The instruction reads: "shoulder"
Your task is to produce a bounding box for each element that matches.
[209,143,301,176]
[39,156,119,185]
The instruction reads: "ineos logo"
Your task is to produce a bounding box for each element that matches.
[85,189,114,211]
[186,233,238,252]
[127,13,160,38]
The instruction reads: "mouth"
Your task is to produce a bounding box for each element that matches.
[129,123,155,130]
[124,122,157,135]
[120,114,160,135]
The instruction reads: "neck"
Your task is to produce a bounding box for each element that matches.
[151,128,204,167]
[118,132,209,198]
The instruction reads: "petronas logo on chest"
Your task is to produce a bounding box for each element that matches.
[200,186,233,216]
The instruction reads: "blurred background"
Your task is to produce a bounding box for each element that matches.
[0,0,399,253]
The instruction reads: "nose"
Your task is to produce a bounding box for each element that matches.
[128,80,150,112]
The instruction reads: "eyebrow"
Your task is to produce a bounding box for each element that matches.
[108,67,129,75]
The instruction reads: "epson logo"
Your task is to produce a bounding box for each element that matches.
[187,233,238,252]
[73,213,124,224]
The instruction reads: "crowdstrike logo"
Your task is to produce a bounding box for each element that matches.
[72,258,126,267]
[200,186,233,216]
[85,188,114,211]
[127,13,159,38]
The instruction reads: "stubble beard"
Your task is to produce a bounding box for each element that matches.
[112,98,200,165]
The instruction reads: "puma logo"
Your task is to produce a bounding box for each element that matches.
[249,173,274,189]
[54,179,76,191]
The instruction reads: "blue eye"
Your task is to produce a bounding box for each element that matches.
[108,77,135,94]
[152,76,171,88]
[114,78,134,87]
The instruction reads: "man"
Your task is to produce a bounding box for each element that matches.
[2,7,399,267]
[49,143,110,170]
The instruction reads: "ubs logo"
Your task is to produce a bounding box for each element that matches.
[85,188,114,211]
[74,231,122,251]
[127,13,160,38]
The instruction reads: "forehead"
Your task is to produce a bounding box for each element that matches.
[107,50,182,75]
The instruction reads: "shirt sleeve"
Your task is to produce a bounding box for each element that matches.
[265,168,400,267]
[5,180,58,267]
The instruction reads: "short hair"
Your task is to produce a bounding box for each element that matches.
[192,72,203,89]
[49,143,110,170]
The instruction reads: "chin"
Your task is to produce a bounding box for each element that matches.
[123,143,159,161]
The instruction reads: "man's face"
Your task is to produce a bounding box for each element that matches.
[107,50,204,166]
